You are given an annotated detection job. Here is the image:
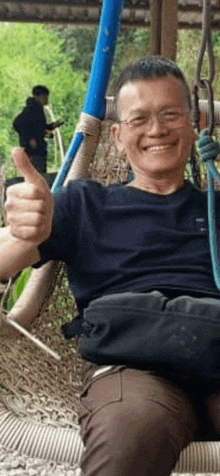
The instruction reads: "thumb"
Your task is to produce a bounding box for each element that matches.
[12,147,48,190]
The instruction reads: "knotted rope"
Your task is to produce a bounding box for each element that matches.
[199,129,219,162]
[65,112,101,182]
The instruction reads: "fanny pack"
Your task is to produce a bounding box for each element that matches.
[80,291,220,383]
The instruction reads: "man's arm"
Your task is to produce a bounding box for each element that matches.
[0,148,54,281]
[0,226,40,281]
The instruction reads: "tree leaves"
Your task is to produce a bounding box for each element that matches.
[0,23,86,175]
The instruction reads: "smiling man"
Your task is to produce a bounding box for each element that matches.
[1,56,220,476]
[111,61,197,194]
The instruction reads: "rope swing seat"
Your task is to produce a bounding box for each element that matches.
[1,0,220,473]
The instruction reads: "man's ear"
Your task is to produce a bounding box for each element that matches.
[111,123,125,153]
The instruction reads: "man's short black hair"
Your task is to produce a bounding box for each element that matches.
[113,56,192,120]
[32,85,49,96]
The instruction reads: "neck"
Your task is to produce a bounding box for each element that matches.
[128,171,185,195]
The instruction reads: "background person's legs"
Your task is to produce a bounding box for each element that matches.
[79,366,197,476]
[30,155,47,174]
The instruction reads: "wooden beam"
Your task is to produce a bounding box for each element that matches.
[161,0,178,61]
[0,1,219,29]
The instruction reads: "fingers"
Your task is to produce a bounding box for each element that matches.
[8,222,50,242]
[7,181,45,201]
[12,147,48,190]
[6,190,47,216]
[6,193,53,242]
[5,148,54,244]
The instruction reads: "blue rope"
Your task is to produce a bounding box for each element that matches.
[198,129,220,289]
[52,0,125,194]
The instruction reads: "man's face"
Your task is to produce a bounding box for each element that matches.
[111,77,197,181]
[36,94,48,106]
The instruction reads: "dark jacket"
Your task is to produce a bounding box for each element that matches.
[13,97,47,158]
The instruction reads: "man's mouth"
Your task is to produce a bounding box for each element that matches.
[143,143,176,151]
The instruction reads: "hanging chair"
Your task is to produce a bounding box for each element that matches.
[1,0,220,471]
[1,97,220,474]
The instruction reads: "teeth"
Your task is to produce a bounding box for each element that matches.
[146,144,172,151]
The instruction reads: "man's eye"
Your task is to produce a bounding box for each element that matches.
[130,116,147,125]
[163,111,180,120]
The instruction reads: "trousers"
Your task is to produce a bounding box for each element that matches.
[78,363,220,476]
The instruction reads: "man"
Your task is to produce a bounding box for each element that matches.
[1,56,220,476]
[13,85,60,174]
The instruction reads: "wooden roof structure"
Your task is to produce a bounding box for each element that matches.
[0,0,219,30]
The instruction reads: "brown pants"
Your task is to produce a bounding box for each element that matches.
[78,364,220,476]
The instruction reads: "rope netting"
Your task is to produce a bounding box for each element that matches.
[1,102,220,471]
[0,115,130,465]
[89,117,129,185]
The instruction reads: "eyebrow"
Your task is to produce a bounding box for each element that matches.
[127,106,185,116]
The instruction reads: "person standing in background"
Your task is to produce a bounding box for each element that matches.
[13,85,61,174]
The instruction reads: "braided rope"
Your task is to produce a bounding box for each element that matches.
[0,402,84,465]
[64,112,101,182]
[174,441,220,473]
[75,112,101,136]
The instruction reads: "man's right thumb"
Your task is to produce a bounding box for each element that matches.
[12,147,47,188]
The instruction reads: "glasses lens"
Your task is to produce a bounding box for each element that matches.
[122,110,188,130]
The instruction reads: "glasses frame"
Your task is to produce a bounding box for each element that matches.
[118,108,192,131]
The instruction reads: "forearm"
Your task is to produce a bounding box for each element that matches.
[0,226,40,281]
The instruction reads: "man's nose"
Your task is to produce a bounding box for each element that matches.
[146,114,168,135]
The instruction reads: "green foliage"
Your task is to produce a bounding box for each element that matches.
[0,22,87,175]
[6,267,32,310]
[50,25,98,74]
[109,29,150,91]
[212,32,220,100]
[177,30,220,101]
[177,30,203,88]
[51,25,150,94]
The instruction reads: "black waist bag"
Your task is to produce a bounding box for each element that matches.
[80,291,220,382]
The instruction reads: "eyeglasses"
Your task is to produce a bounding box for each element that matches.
[119,109,191,130]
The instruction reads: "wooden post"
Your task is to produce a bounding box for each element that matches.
[150,0,178,61]
[161,0,178,61]
[150,0,163,56]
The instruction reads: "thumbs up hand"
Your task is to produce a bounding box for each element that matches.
[5,148,54,245]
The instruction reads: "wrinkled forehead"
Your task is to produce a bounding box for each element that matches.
[117,77,190,119]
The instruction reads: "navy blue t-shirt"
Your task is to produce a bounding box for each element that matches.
[36,179,220,313]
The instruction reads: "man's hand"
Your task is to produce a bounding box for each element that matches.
[29,138,38,149]
[5,147,54,245]
[46,121,64,131]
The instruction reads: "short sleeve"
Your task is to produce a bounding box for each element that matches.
[34,180,83,267]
